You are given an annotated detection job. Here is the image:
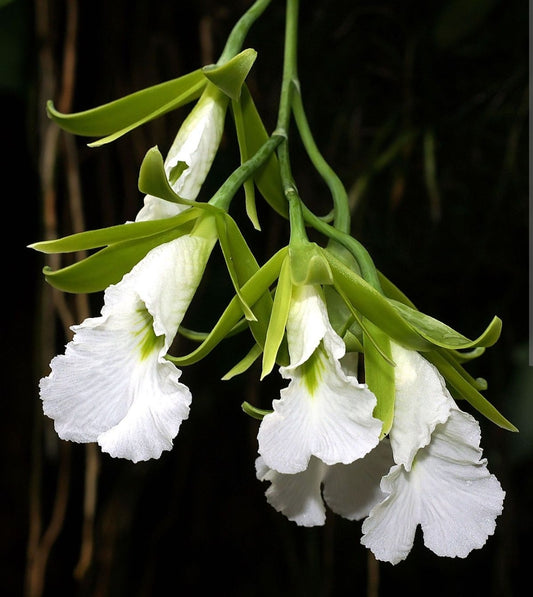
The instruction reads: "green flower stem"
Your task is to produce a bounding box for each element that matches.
[275,0,305,247]
[218,0,273,64]
[209,134,283,211]
[291,89,351,235]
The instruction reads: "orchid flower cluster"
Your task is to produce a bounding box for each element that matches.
[31,0,516,566]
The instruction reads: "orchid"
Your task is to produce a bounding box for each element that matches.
[30,0,517,582]
[257,282,383,474]
[361,344,506,563]
[40,229,216,462]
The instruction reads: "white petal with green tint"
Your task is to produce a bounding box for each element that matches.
[258,285,381,474]
[361,408,505,564]
[389,343,452,470]
[40,234,214,462]
[283,284,336,369]
[136,85,227,222]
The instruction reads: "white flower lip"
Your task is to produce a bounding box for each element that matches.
[40,234,215,462]
[361,408,506,564]
[257,284,382,474]
[256,440,393,527]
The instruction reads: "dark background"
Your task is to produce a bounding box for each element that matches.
[3,0,530,595]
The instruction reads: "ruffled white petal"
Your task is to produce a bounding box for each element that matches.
[361,408,505,564]
[256,440,393,527]
[323,439,394,520]
[256,455,328,526]
[390,343,453,470]
[40,234,214,461]
[257,346,381,474]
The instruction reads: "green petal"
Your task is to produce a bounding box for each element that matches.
[47,70,206,144]
[202,48,257,101]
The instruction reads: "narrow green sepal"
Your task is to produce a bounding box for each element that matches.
[427,350,518,432]
[222,343,263,380]
[47,70,206,144]
[215,214,257,321]
[42,224,193,293]
[203,48,257,101]
[289,243,334,286]
[326,252,432,351]
[239,86,288,217]
[241,401,272,420]
[231,97,260,230]
[391,299,502,350]
[29,210,199,254]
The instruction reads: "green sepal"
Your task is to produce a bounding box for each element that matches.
[241,401,272,420]
[344,330,364,353]
[231,97,260,230]
[378,271,417,308]
[214,213,277,351]
[202,48,257,101]
[289,243,334,286]
[222,343,263,380]
[261,256,292,379]
[29,210,200,254]
[326,252,431,351]
[47,70,206,145]
[215,214,257,321]
[42,223,194,293]
[239,86,288,217]
[390,299,502,350]
[452,346,486,362]
[427,350,518,432]
[167,247,288,366]
[364,320,395,438]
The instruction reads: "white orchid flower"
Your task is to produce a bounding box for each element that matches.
[361,344,505,563]
[257,284,382,475]
[40,229,216,462]
[136,84,227,222]
[256,439,393,527]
